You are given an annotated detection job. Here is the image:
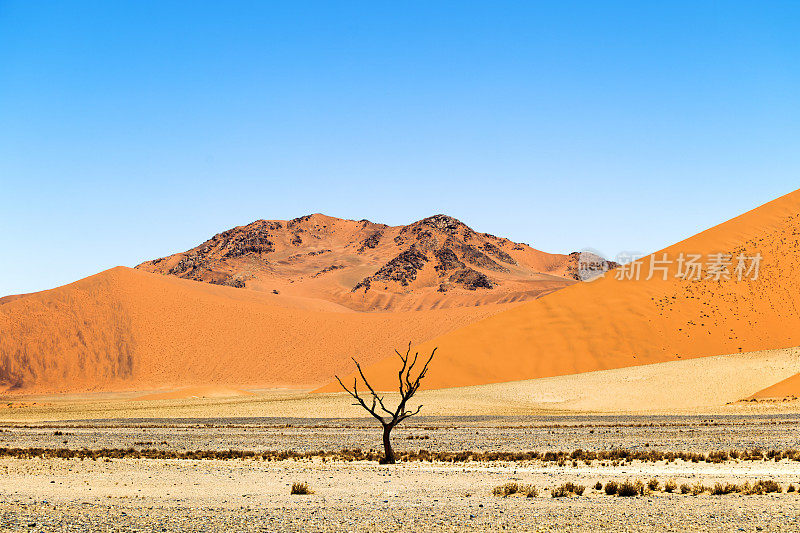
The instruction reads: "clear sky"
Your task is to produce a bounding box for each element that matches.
[1,1,798,296]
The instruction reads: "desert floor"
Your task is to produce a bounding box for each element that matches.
[2,406,800,532]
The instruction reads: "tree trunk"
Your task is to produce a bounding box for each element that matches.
[381,423,395,464]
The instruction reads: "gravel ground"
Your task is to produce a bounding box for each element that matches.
[1,458,800,532]
[2,414,800,454]
[1,414,800,531]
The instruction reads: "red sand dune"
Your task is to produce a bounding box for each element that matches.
[749,373,800,400]
[0,267,512,394]
[317,188,800,392]
[133,386,256,401]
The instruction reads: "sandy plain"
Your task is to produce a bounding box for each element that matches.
[2,412,800,532]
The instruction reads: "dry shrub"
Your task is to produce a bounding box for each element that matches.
[593,481,603,491]
[647,478,660,491]
[493,482,537,498]
[707,451,729,463]
[691,483,706,496]
[290,482,313,495]
[680,484,691,494]
[523,485,539,497]
[748,449,764,460]
[711,483,737,495]
[617,479,643,497]
[664,479,677,493]
[604,481,618,495]
[6,445,800,466]
[746,480,782,494]
[551,482,585,497]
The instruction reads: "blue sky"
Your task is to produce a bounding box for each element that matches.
[1,1,798,296]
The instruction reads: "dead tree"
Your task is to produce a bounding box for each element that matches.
[336,343,436,464]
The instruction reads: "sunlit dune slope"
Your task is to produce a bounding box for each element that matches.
[749,373,800,400]
[0,267,512,394]
[317,188,800,392]
[134,385,255,401]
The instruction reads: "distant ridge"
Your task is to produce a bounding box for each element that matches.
[136,213,610,311]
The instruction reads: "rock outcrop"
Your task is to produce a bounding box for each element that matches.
[136,213,593,311]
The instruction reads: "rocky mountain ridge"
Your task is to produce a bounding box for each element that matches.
[136,213,609,311]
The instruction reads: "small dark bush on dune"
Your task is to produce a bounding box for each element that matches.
[604,481,618,495]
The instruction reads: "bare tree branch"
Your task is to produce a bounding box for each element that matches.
[335,374,384,423]
[334,343,437,464]
[350,357,394,418]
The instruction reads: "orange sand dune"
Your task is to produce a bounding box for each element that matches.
[0,268,513,394]
[749,373,800,400]
[134,386,255,401]
[317,188,800,392]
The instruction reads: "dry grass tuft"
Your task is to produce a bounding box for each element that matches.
[690,483,706,496]
[2,446,800,465]
[551,482,585,498]
[492,482,537,498]
[616,479,644,497]
[290,482,313,495]
[745,480,782,494]
[711,483,738,495]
